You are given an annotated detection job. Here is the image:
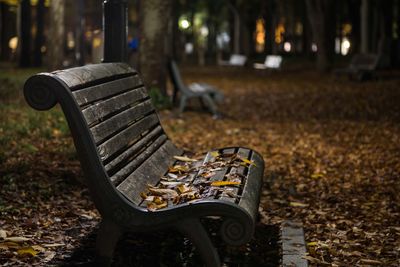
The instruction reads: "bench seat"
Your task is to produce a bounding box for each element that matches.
[23,63,264,267]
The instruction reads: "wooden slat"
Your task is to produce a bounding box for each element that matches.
[97,114,159,162]
[238,151,264,221]
[117,141,182,204]
[91,100,154,144]
[110,134,168,185]
[104,125,163,172]
[82,87,148,125]
[72,75,142,106]
[208,148,235,183]
[53,62,134,88]
[219,148,250,203]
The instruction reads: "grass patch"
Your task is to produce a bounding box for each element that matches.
[0,67,43,103]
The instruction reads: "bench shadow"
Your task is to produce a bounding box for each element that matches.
[54,221,280,267]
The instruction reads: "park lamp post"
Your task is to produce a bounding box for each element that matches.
[103,0,128,63]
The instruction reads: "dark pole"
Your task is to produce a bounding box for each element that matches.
[103,0,128,62]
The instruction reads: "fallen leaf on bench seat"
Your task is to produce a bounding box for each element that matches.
[160,181,184,187]
[168,165,189,173]
[237,157,256,166]
[173,155,198,162]
[147,201,168,211]
[148,187,179,199]
[210,151,219,158]
[211,181,241,187]
[177,184,191,194]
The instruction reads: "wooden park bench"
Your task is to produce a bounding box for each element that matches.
[334,53,380,81]
[23,63,264,267]
[168,60,224,117]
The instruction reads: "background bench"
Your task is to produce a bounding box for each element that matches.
[334,53,380,81]
[23,63,264,267]
[168,60,224,117]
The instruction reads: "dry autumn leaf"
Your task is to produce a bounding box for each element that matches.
[4,236,30,243]
[17,247,38,257]
[211,181,241,187]
[0,229,7,239]
[290,202,309,207]
[173,155,198,162]
[148,187,179,199]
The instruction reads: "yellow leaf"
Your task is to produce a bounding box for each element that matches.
[211,181,241,187]
[17,247,38,257]
[52,129,61,137]
[173,155,197,162]
[307,241,318,247]
[147,201,168,211]
[290,202,309,207]
[177,184,191,194]
[238,157,256,166]
[311,173,324,179]
[210,151,219,158]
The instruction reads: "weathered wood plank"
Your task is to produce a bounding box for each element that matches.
[110,134,168,185]
[72,75,142,106]
[117,140,182,204]
[97,114,159,162]
[104,125,163,173]
[91,100,154,144]
[219,148,250,203]
[82,87,148,126]
[238,151,264,221]
[53,62,134,89]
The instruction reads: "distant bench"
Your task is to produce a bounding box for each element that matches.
[334,53,380,81]
[23,63,264,267]
[218,54,247,66]
[253,55,283,71]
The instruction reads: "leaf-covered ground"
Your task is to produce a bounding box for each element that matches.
[0,65,399,266]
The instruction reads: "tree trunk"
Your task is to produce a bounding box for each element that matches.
[19,0,31,67]
[75,0,85,66]
[139,0,172,95]
[306,0,336,72]
[47,0,65,70]
[378,0,393,67]
[33,0,45,66]
[348,0,360,54]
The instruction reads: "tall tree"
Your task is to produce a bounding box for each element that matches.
[19,0,31,67]
[139,0,172,95]
[33,0,45,66]
[47,0,65,70]
[306,0,336,72]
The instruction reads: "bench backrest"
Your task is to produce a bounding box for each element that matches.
[350,54,379,71]
[24,63,182,217]
[168,60,193,95]
[264,55,282,69]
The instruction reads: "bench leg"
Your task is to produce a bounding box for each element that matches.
[95,220,121,266]
[201,94,218,117]
[179,95,188,113]
[177,218,221,267]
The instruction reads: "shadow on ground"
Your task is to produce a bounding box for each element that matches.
[53,222,280,267]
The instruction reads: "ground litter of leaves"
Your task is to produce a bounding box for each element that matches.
[1,66,400,266]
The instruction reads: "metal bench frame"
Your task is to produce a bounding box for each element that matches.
[23,63,264,267]
[168,60,224,116]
